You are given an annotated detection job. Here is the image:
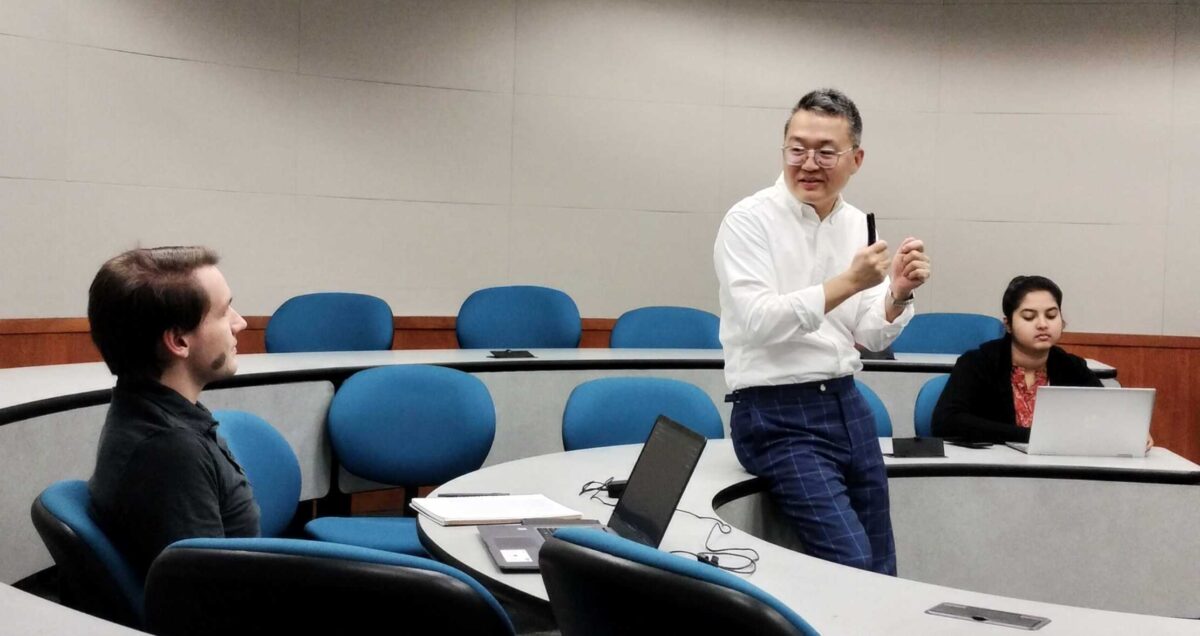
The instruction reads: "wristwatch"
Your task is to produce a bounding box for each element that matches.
[889,290,915,307]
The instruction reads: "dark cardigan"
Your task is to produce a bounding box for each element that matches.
[931,336,1102,443]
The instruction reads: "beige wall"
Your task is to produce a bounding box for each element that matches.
[0,0,1196,335]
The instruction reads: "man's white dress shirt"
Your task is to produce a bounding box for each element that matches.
[714,181,914,391]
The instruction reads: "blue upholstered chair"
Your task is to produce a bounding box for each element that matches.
[855,379,893,437]
[30,480,144,627]
[305,365,496,555]
[540,527,820,636]
[914,375,950,438]
[265,292,393,353]
[456,285,581,349]
[562,377,724,451]
[145,537,513,635]
[610,306,721,349]
[213,410,302,538]
[890,313,1005,355]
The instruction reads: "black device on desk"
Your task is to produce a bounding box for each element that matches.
[604,479,627,498]
[891,437,945,458]
[488,349,534,358]
[946,439,994,449]
[478,415,707,572]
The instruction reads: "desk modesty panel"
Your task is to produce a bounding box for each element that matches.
[720,439,1200,618]
[418,440,1200,635]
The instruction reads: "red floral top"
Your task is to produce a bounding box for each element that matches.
[1011,366,1049,428]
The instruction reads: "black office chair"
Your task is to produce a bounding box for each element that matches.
[145,537,514,635]
[540,527,820,636]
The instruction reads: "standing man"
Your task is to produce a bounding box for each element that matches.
[88,246,260,576]
[714,89,930,575]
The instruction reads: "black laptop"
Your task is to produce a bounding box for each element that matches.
[478,415,708,571]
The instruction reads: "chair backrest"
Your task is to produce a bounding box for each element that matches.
[265,292,394,353]
[540,527,819,636]
[214,410,302,538]
[855,380,892,437]
[328,365,496,486]
[890,313,1004,355]
[456,285,581,349]
[30,480,145,626]
[914,375,950,438]
[146,537,513,635]
[562,377,725,451]
[610,306,721,349]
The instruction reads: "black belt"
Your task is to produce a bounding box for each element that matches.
[725,375,856,403]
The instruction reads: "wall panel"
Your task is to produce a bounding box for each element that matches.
[3,1,1199,345]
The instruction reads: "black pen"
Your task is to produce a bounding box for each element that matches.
[866,212,876,246]
[436,492,510,498]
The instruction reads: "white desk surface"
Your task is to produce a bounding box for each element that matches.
[0,584,145,635]
[0,349,1115,418]
[878,437,1200,473]
[418,440,1200,635]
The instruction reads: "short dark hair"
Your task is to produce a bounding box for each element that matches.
[785,88,863,147]
[1001,275,1063,322]
[88,246,220,380]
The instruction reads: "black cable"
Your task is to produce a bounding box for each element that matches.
[576,479,760,574]
[578,477,616,507]
[675,508,760,574]
[578,478,609,495]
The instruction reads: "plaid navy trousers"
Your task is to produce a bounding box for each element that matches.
[729,375,896,575]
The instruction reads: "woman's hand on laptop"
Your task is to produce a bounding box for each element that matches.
[1145,433,1155,454]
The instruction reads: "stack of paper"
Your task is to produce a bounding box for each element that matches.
[411,494,583,526]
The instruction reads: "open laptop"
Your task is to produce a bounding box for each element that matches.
[478,414,707,572]
[1006,386,1155,458]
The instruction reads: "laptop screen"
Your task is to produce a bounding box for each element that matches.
[606,415,707,547]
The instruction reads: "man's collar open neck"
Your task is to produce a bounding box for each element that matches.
[156,365,205,404]
[811,197,842,220]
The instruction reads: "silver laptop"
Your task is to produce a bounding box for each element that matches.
[1006,386,1155,458]
[478,414,707,572]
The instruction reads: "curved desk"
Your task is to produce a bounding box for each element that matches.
[418,440,1200,634]
[0,350,1159,635]
[0,348,1117,432]
[0,350,1115,585]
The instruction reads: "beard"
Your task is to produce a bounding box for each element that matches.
[210,353,227,371]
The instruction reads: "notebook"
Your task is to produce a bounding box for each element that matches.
[411,494,582,526]
[1005,386,1155,458]
[478,414,708,572]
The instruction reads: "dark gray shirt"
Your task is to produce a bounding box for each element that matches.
[88,378,260,576]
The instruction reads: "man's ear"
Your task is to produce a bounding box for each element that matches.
[160,328,190,361]
[851,146,865,171]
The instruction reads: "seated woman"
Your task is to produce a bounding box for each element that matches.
[931,275,1101,443]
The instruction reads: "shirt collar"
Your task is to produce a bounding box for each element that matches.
[114,377,218,435]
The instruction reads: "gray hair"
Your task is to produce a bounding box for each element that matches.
[785,88,862,147]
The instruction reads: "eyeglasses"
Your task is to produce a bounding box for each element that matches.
[781,145,856,169]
